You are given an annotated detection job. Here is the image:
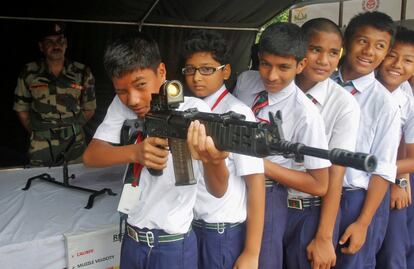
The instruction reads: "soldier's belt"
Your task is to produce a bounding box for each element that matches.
[287,196,321,210]
[34,125,81,140]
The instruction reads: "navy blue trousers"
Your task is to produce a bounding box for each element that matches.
[193,221,245,269]
[376,206,409,269]
[336,189,390,269]
[284,205,340,269]
[120,227,197,269]
[407,175,414,268]
[258,184,288,269]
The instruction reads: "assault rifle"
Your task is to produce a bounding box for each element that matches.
[121,80,377,186]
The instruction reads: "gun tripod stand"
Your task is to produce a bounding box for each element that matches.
[22,125,116,209]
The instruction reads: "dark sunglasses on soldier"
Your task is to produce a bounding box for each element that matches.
[181,65,225,76]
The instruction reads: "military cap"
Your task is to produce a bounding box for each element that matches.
[38,22,66,40]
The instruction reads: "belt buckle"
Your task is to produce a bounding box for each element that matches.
[145,231,155,248]
[127,226,139,242]
[217,223,225,234]
[287,198,303,210]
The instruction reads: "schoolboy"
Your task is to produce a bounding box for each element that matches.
[181,29,265,269]
[289,18,360,269]
[233,22,331,269]
[375,26,414,269]
[330,11,401,268]
[82,32,229,269]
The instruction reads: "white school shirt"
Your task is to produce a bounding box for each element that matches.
[288,78,360,198]
[234,70,331,198]
[401,80,414,97]
[306,78,360,150]
[194,85,264,223]
[94,95,211,234]
[331,71,401,188]
[391,86,414,144]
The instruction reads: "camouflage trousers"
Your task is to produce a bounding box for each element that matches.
[29,125,86,167]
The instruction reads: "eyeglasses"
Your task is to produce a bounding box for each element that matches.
[181,65,225,76]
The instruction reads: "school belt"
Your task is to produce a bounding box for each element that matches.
[126,224,188,246]
[192,219,242,234]
[342,187,364,192]
[265,178,280,188]
[287,196,321,210]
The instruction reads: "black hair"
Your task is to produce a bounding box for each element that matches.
[103,31,161,79]
[344,11,396,48]
[395,26,414,46]
[182,29,230,64]
[301,18,343,44]
[258,22,307,62]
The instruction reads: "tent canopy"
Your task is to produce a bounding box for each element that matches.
[0,0,299,167]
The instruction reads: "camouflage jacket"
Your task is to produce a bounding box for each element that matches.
[13,59,97,130]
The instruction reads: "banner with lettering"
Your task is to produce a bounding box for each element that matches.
[64,225,121,269]
[291,0,403,27]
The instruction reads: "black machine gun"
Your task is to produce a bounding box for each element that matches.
[121,80,377,186]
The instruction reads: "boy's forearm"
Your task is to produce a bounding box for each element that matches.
[243,173,265,256]
[396,159,414,175]
[315,165,345,238]
[396,143,414,175]
[357,175,390,226]
[203,160,229,198]
[264,159,329,196]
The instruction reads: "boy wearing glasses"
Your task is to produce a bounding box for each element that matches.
[233,22,331,269]
[83,31,229,269]
[181,29,265,269]
[13,21,96,166]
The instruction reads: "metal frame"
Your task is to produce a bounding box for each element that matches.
[0,15,260,32]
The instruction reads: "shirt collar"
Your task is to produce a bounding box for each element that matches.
[306,79,329,106]
[351,71,375,94]
[391,85,403,97]
[333,68,345,84]
[335,67,375,94]
[267,80,296,105]
[202,84,227,109]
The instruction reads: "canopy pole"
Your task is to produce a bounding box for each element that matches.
[0,16,260,32]
[401,0,407,20]
[139,0,160,32]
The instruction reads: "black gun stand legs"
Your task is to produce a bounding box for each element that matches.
[22,159,117,209]
[22,125,116,209]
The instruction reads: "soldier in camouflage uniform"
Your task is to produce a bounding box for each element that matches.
[13,22,96,167]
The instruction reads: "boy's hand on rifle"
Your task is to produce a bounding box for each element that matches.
[134,137,169,170]
[187,120,229,164]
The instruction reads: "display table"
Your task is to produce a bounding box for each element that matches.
[0,164,125,269]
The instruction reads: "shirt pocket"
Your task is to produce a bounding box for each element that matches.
[56,82,83,113]
[29,83,54,113]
